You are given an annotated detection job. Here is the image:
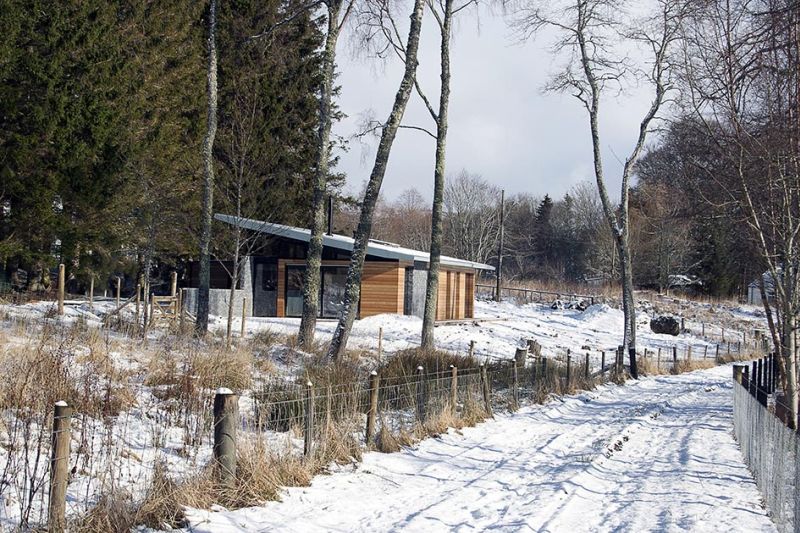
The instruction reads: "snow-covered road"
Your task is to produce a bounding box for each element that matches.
[185,365,775,532]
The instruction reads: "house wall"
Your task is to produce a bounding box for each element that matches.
[410,264,428,318]
[275,259,405,318]
[433,267,476,321]
[182,259,253,317]
[361,262,405,316]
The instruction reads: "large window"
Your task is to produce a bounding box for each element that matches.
[285,265,351,318]
[285,266,306,317]
[322,267,348,318]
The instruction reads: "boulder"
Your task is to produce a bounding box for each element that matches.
[650,316,680,336]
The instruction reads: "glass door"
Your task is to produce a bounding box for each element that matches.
[321,267,348,318]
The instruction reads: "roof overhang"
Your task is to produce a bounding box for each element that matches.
[215,214,495,271]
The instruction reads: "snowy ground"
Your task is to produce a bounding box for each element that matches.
[184,365,775,533]
[209,298,764,366]
[0,295,764,366]
[0,295,770,529]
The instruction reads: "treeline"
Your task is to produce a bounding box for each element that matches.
[340,166,752,298]
[0,1,338,290]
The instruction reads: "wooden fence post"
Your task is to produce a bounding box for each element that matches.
[584,352,590,380]
[681,317,685,331]
[480,364,492,417]
[733,364,745,385]
[213,389,238,485]
[601,351,606,375]
[304,382,314,456]
[512,361,519,408]
[540,357,547,385]
[179,288,186,331]
[170,271,178,297]
[241,297,247,337]
[57,264,65,316]
[135,283,141,323]
[366,371,379,444]
[469,340,475,359]
[657,348,661,371]
[88,275,94,311]
[515,347,527,368]
[687,345,692,360]
[48,401,72,532]
[672,346,677,372]
[722,327,726,342]
[115,276,121,308]
[727,342,731,356]
[377,327,383,358]
[149,293,154,327]
[566,354,572,390]
[416,366,426,423]
[701,322,705,337]
[450,365,458,413]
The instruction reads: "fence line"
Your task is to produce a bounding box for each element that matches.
[732,368,800,533]
[476,284,597,306]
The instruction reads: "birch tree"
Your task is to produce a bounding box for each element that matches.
[196,0,219,336]
[299,0,355,348]
[326,0,426,360]
[681,0,800,426]
[418,0,477,350]
[515,0,687,377]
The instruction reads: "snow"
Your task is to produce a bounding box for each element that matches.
[184,365,775,533]
[0,294,773,530]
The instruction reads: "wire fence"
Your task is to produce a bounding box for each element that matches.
[733,368,800,533]
[476,284,597,307]
[1,345,622,530]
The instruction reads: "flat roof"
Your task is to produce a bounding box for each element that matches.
[215,214,495,271]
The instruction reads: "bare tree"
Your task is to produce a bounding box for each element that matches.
[326,0,426,360]
[443,170,501,264]
[299,0,355,348]
[681,0,800,426]
[348,0,473,349]
[196,0,219,336]
[415,0,478,350]
[514,0,687,376]
[215,78,279,348]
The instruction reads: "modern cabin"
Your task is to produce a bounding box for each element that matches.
[183,214,494,321]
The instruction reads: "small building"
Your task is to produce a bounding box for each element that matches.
[747,271,777,306]
[183,214,494,320]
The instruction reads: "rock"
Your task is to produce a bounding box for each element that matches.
[650,316,680,336]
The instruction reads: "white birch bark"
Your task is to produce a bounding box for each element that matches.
[327,0,426,360]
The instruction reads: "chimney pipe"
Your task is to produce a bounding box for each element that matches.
[327,195,334,236]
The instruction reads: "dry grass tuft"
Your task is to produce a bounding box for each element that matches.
[74,462,209,532]
[380,348,479,381]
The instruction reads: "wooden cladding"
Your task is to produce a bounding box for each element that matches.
[276,259,475,320]
[361,262,405,316]
[436,269,474,320]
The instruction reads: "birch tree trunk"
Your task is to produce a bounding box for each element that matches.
[299,0,348,348]
[226,226,241,349]
[196,0,218,336]
[420,0,453,351]
[326,0,425,360]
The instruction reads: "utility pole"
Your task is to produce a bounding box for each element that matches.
[495,189,505,303]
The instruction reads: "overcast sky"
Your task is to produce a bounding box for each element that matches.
[331,4,657,203]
